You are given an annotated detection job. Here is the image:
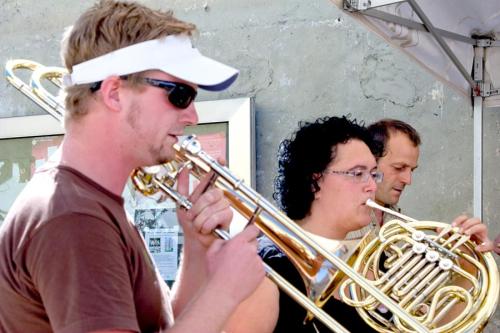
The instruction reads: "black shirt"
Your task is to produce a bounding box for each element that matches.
[259,237,379,333]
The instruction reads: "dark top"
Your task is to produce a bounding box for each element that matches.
[0,164,172,333]
[259,237,380,333]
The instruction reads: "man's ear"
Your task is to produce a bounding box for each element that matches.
[99,76,122,112]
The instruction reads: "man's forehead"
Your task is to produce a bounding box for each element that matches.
[382,133,419,167]
[387,132,419,152]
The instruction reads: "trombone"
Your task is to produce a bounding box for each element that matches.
[5,59,66,122]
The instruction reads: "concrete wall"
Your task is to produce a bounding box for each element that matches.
[1,0,499,330]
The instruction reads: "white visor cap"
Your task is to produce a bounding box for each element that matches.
[67,35,238,91]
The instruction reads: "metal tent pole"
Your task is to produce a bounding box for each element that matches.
[472,47,485,219]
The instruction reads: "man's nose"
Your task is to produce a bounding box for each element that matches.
[180,103,198,125]
[400,169,412,185]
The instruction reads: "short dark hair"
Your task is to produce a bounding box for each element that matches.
[273,116,375,220]
[367,119,421,159]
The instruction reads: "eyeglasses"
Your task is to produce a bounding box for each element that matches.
[89,77,197,109]
[141,78,197,109]
[324,169,384,184]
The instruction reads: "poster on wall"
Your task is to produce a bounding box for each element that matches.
[144,226,179,281]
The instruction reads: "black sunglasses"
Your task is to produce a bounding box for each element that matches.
[141,78,197,109]
[90,77,198,109]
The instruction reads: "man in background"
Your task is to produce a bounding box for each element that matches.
[368,119,493,251]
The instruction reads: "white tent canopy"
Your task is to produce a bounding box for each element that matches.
[331,0,500,218]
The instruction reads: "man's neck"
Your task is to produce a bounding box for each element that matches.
[373,198,393,225]
[57,126,134,196]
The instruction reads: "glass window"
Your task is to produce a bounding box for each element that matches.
[0,135,63,222]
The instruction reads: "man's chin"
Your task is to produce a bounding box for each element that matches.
[156,150,177,165]
[386,198,398,206]
[390,191,403,204]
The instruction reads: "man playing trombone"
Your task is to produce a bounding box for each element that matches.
[0,1,264,332]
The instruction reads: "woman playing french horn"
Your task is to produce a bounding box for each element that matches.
[223,115,493,333]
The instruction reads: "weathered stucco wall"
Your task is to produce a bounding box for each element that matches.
[1,0,499,330]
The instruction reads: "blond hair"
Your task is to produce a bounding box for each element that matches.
[61,0,196,120]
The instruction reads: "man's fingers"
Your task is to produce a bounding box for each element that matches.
[188,171,217,203]
[459,217,481,232]
[197,207,233,235]
[217,156,227,166]
[462,223,486,237]
[189,188,225,219]
[234,225,260,242]
[451,214,469,228]
[475,240,494,253]
[176,167,191,197]
[207,226,260,259]
[207,238,226,256]
[176,169,219,208]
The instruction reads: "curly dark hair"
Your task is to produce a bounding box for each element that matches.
[273,116,375,220]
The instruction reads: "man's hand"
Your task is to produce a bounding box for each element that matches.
[452,215,494,252]
[176,167,233,247]
[205,225,266,304]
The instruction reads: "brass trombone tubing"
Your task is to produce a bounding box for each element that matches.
[5,59,64,122]
[30,65,66,121]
